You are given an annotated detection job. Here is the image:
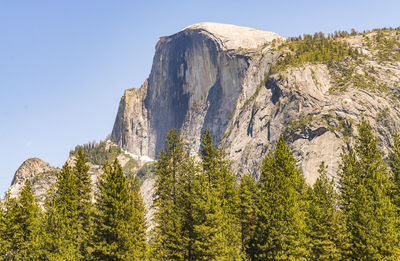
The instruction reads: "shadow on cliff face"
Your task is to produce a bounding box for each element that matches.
[201,79,224,146]
[265,78,281,105]
[146,30,220,155]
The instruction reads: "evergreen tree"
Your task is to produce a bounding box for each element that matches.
[250,135,309,260]
[128,175,148,259]
[93,159,147,260]
[307,162,348,260]
[191,129,241,260]
[389,133,400,241]
[339,119,399,259]
[389,133,400,211]
[0,200,6,257]
[73,147,93,258]
[42,163,81,260]
[0,193,19,259]
[238,173,259,259]
[0,180,41,260]
[151,129,196,260]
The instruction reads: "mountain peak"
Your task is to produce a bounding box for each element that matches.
[11,158,55,186]
[182,22,285,50]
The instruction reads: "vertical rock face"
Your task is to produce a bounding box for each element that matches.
[111,22,284,159]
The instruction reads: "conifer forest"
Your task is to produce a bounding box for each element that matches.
[1,119,400,260]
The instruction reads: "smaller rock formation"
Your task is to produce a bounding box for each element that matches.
[8,158,58,200]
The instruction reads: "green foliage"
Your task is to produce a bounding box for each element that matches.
[307,162,349,260]
[284,113,314,138]
[6,117,400,260]
[390,133,400,211]
[338,119,399,260]
[40,150,95,260]
[250,135,309,260]
[328,62,388,93]
[192,129,241,260]
[136,162,156,179]
[371,29,400,62]
[93,159,147,260]
[150,129,241,260]
[123,158,139,172]
[151,129,196,260]
[273,33,360,71]
[0,181,41,259]
[70,140,124,166]
[238,173,259,259]
[41,163,82,260]
[323,115,353,140]
[73,147,94,258]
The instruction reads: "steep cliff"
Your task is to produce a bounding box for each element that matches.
[111,22,283,158]
[112,23,400,183]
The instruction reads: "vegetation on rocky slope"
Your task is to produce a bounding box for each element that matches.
[70,139,139,172]
[70,140,122,165]
[2,122,400,259]
[273,27,400,93]
[272,32,361,71]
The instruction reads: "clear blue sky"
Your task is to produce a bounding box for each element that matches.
[1,0,399,195]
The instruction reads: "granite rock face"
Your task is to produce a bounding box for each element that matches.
[111,22,283,161]
[8,158,59,202]
[112,23,400,184]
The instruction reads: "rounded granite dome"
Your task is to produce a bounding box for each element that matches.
[11,158,55,186]
[182,22,285,50]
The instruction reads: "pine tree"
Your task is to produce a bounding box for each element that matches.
[307,162,348,260]
[389,133,400,210]
[192,129,241,260]
[250,135,309,260]
[238,173,258,259]
[151,129,196,260]
[0,193,19,259]
[339,119,399,259]
[127,175,148,259]
[192,160,231,260]
[389,133,400,241]
[42,163,81,260]
[93,159,147,260]
[0,180,41,259]
[73,147,93,258]
[0,200,6,257]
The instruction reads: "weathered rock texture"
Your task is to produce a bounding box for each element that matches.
[111,22,283,162]
[112,23,400,185]
[8,158,59,202]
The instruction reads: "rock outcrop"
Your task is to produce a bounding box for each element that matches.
[8,158,59,201]
[112,23,400,184]
[111,22,284,162]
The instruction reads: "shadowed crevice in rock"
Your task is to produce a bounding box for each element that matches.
[265,78,281,105]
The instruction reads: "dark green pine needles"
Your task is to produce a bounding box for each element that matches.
[0,180,41,260]
[93,159,147,260]
[339,119,399,260]
[151,129,242,260]
[3,120,400,260]
[250,135,309,260]
[307,162,349,260]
